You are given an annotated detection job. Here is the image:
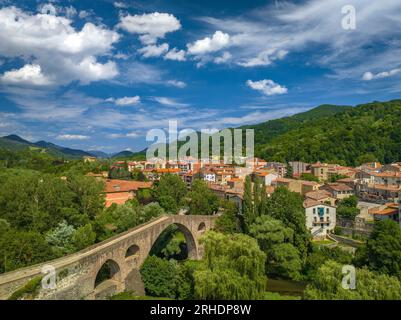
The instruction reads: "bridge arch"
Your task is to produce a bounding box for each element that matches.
[198,222,206,233]
[94,259,121,289]
[125,244,140,258]
[147,222,198,261]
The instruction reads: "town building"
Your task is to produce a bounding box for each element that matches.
[274,178,320,196]
[311,162,355,181]
[104,179,152,207]
[305,190,337,206]
[304,198,336,238]
[289,161,310,175]
[320,183,354,200]
[368,203,400,223]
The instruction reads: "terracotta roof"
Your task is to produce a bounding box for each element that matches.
[372,172,401,178]
[336,178,355,183]
[105,192,134,207]
[305,190,333,200]
[300,180,319,186]
[324,183,353,192]
[369,208,399,216]
[368,184,401,191]
[105,180,152,193]
[303,198,335,209]
[155,168,181,173]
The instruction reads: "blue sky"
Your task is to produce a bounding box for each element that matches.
[1,0,401,153]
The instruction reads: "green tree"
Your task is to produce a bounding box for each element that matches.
[140,256,178,298]
[357,219,401,279]
[137,188,152,204]
[300,173,319,182]
[285,164,293,178]
[193,231,266,300]
[265,187,310,260]
[153,174,187,213]
[0,230,53,273]
[131,169,147,181]
[249,215,301,279]
[0,173,78,232]
[271,243,302,280]
[214,200,241,234]
[253,176,261,217]
[108,165,131,180]
[72,224,96,251]
[242,176,254,233]
[304,245,353,281]
[187,180,219,215]
[175,260,200,300]
[336,195,359,219]
[45,221,76,256]
[0,219,10,234]
[305,260,401,300]
[66,175,105,221]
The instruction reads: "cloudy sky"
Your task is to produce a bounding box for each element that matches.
[1,0,401,153]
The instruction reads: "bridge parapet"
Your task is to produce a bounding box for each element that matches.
[0,214,217,300]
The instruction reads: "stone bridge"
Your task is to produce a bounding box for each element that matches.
[0,214,217,300]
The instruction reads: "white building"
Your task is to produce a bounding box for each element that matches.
[203,173,216,182]
[304,199,336,238]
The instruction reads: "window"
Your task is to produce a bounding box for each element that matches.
[313,208,316,214]
[326,208,329,214]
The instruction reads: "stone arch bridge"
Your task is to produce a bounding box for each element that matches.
[0,215,217,300]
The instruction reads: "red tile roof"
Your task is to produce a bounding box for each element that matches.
[105,179,152,193]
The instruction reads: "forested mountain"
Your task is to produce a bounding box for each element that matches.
[242,104,353,146]
[254,100,401,166]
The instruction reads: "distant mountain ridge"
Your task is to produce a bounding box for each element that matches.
[0,135,94,159]
[0,135,147,160]
[2,100,399,165]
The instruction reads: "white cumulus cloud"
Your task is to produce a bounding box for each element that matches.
[1,64,53,86]
[187,31,230,55]
[246,79,288,96]
[0,6,120,87]
[164,48,186,61]
[118,12,181,44]
[139,43,169,58]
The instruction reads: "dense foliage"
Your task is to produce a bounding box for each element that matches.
[254,100,401,165]
[0,163,164,274]
[186,180,219,215]
[336,195,360,219]
[264,187,311,261]
[356,219,401,280]
[250,215,302,280]
[305,261,401,300]
[153,174,187,213]
[193,231,266,300]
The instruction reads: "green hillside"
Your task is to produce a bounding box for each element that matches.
[0,135,92,159]
[256,100,401,166]
[242,104,352,146]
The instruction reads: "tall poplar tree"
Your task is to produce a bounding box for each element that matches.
[243,175,254,233]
